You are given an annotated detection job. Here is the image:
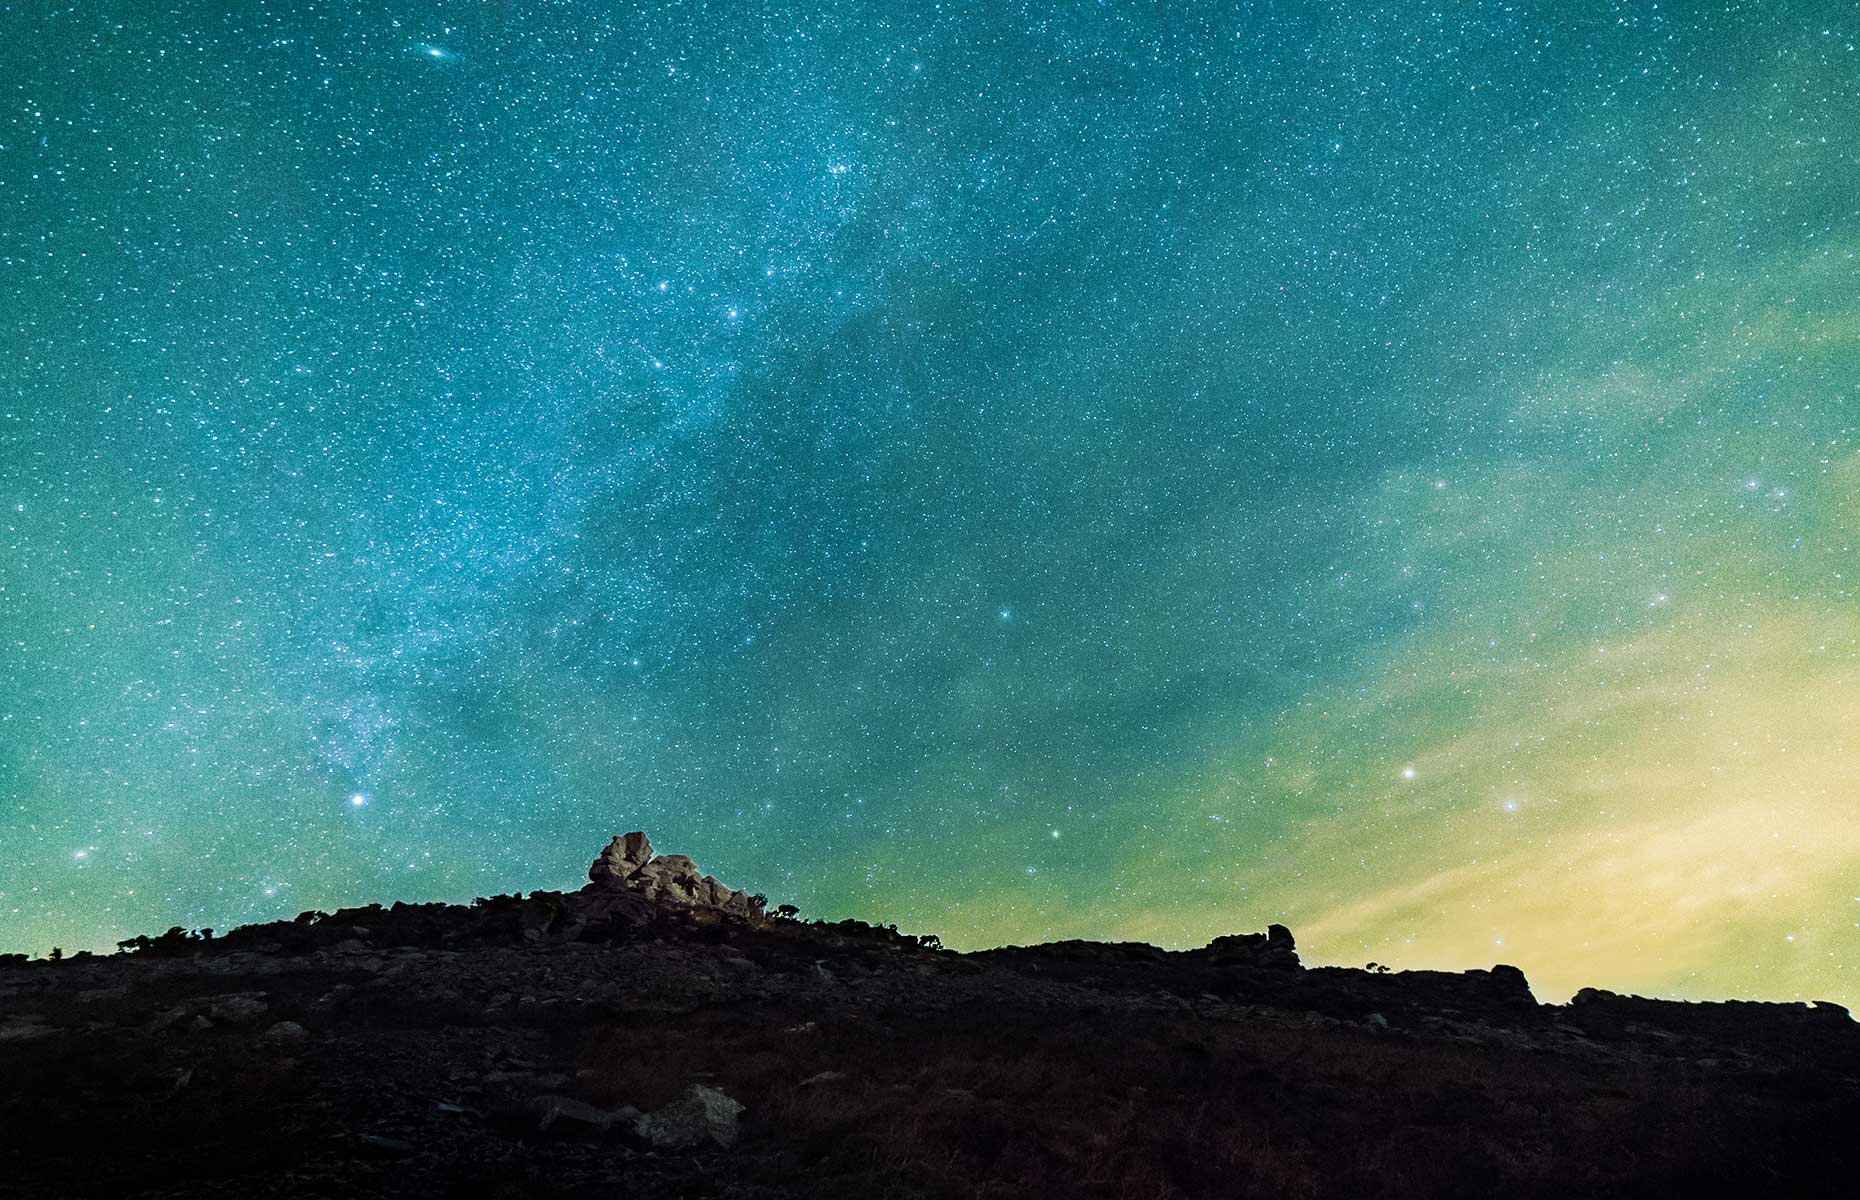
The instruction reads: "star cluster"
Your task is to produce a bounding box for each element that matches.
[3,2,1858,1006]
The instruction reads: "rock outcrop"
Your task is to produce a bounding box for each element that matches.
[581,832,765,921]
[1204,922,1300,969]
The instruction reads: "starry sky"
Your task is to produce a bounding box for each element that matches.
[3,2,1858,1006]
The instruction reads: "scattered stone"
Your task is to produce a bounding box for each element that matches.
[633,1083,744,1150]
[526,1094,640,1134]
[312,984,356,1009]
[356,1134,418,1158]
[261,1020,309,1046]
[484,1069,573,1091]
[799,1070,847,1088]
[1366,1012,1390,1030]
[188,1015,214,1033]
[518,906,555,943]
[146,1006,189,1032]
[76,985,130,1003]
[208,994,269,1025]
[0,1018,56,1042]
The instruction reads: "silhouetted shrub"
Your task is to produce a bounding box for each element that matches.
[115,927,216,957]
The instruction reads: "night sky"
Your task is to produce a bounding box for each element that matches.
[4,2,1858,1007]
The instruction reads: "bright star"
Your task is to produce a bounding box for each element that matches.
[349,793,367,807]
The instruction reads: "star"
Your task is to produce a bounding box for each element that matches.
[3,0,1853,1018]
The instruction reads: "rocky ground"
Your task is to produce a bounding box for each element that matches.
[4,838,1857,1198]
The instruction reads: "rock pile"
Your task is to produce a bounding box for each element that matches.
[582,832,765,920]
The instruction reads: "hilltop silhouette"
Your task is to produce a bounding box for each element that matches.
[2,834,1856,1198]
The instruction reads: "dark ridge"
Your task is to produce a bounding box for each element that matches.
[3,834,1856,1199]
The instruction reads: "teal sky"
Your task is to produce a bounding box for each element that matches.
[3,1,1858,1006]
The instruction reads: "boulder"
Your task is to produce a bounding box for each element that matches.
[1484,964,1536,1006]
[633,1083,744,1150]
[589,832,654,886]
[208,994,269,1025]
[634,854,703,903]
[260,1020,309,1046]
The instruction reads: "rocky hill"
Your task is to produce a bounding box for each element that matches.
[3,834,1856,1198]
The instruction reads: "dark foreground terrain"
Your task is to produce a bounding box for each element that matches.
[4,838,1857,1199]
